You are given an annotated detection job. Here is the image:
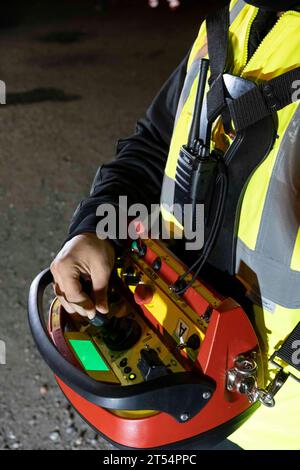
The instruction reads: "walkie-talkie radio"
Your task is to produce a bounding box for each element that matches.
[174,58,223,235]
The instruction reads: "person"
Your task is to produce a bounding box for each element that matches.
[50,0,300,449]
[148,0,181,10]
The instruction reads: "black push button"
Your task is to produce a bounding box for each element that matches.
[124,366,132,374]
[186,334,201,350]
[152,257,162,272]
[120,358,128,367]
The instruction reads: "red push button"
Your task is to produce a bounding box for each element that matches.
[134,284,154,305]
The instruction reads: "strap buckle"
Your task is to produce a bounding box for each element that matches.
[262,83,281,112]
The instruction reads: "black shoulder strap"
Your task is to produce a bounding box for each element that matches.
[206,4,300,131]
[206,5,230,124]
[229,67,300,131]
[206,4,230,86]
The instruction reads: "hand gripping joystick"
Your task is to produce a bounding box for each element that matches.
[81,277,142,351]
[89,312,142,352]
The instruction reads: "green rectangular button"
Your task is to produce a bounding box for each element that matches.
[69,339,109,372]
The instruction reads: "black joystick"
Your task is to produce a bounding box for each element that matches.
[90,312,141,352]
[80,277,142,351]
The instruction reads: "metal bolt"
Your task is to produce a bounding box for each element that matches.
[202,391,211,400]
[180,413,189,422]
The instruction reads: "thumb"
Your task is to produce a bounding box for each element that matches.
[95,286,109,314]
[91,268,110,314]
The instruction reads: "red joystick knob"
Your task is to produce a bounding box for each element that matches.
[134,284,154,305]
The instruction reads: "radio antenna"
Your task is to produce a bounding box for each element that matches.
[187,58,210,154]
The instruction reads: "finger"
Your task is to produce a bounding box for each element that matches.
[90,267,110,314]
[53,281,63,297]
[68,301,96,319]
[53,283,81,315]
[50,264,65,293]
[56,294,76,314]
[95,286,109,314]
[61,276,97,320]
[52,277,77,314]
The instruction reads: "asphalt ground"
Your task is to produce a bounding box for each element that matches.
[0,0,213,450]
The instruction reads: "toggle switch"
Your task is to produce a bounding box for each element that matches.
[137,348,169,381]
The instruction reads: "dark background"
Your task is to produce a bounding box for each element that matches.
[0,0,221,450]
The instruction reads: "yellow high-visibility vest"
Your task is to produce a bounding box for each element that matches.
[160,0,300,449]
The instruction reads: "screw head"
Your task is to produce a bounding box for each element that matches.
[180,412,189,422]
[202,391,211,400]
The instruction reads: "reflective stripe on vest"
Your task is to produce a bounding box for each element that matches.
[236,104,300,310]
[230,0,246,24]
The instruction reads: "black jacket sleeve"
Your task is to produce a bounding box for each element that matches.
[66,53,189,250]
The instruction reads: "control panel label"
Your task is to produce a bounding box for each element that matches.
[174,319,189,343]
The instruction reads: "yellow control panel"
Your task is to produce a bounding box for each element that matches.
[65,304,184,386]
[55,239,222,386]
[92,309,185,385]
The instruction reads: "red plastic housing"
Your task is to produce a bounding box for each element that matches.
[49,240,261,449]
